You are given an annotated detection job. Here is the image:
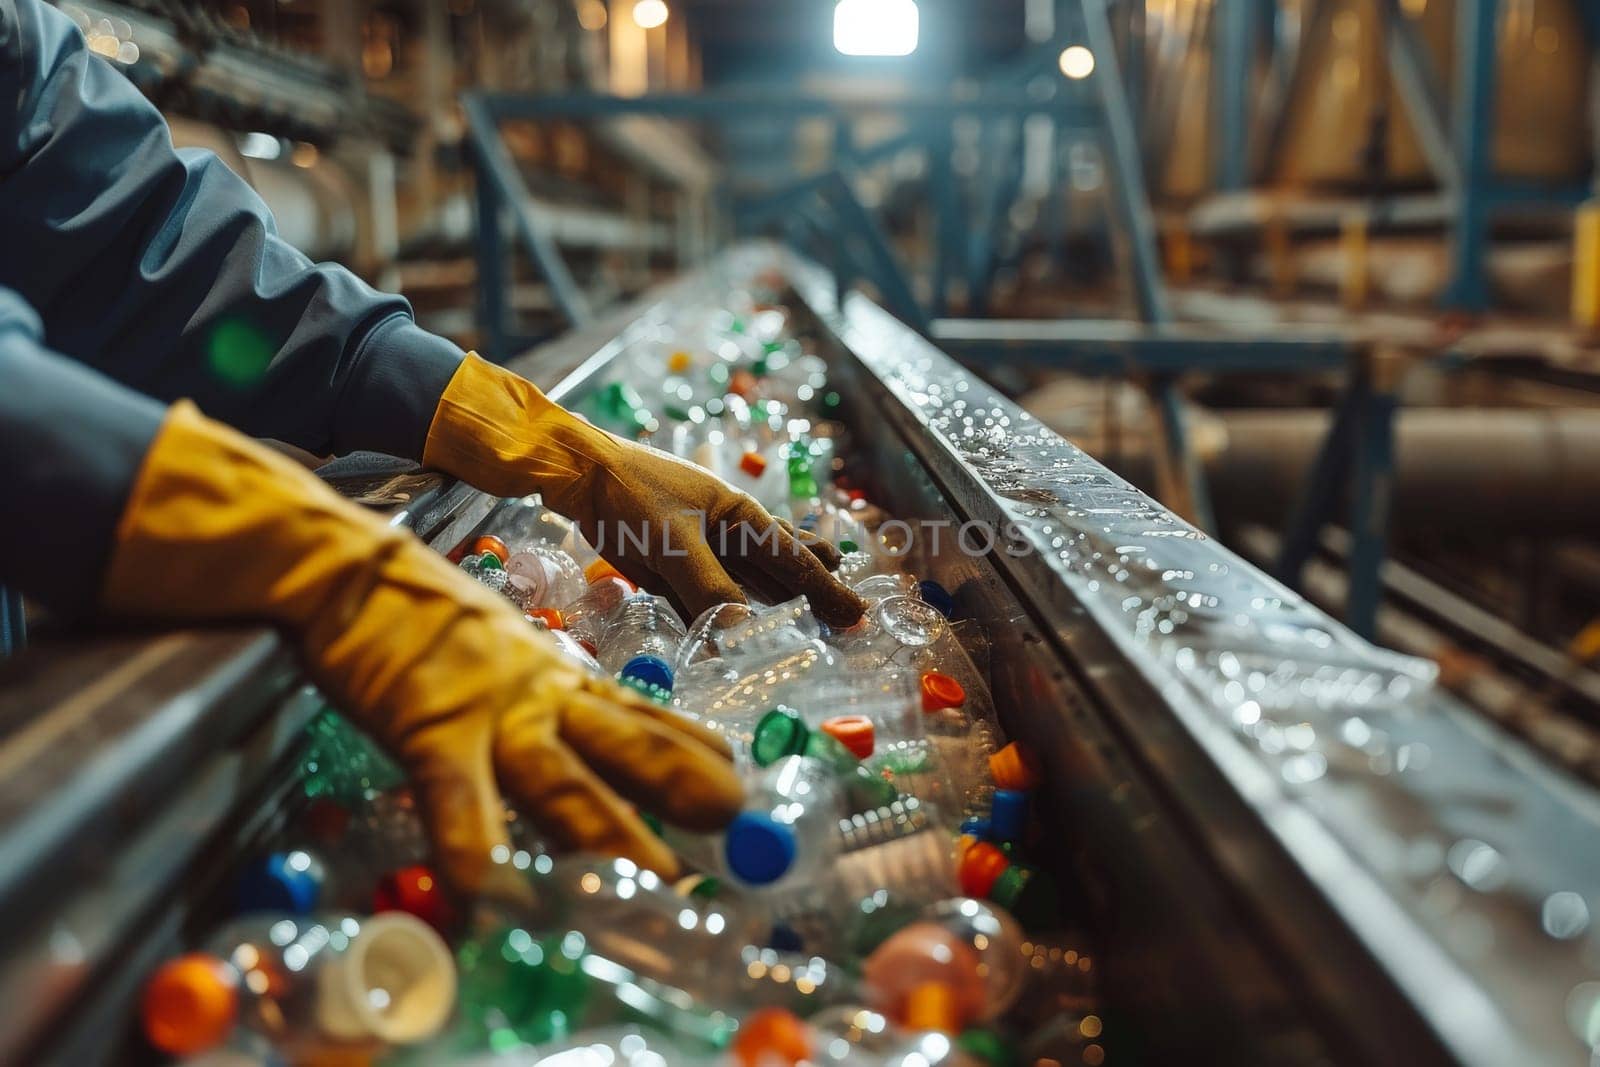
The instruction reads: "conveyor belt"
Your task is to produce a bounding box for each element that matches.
[2,244,1597,1064]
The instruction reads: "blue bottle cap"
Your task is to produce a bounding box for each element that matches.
[237,851,322,915]
[723,812,797,886]
[917,580,955,619]
[960,816,993,840]
[990,789,1029,842]
[619,654,675,693]
[767,921,805,953]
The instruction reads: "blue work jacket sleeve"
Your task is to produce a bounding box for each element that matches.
[0,287,166,613]
[0,0,463,461]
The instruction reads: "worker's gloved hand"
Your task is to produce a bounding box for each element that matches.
[423,353,866,628]
[101,402,743,895]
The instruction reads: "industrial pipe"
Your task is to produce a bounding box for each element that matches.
[1022,380,1600,531]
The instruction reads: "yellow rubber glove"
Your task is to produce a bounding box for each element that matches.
[423,354,866,628]
[101,402,743,895]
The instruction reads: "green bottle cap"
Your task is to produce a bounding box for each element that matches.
[957,1027,1018,1066]
[476,553,504,571]
[847,766,900,810]
[839,539,859,554]
[751,707,809,766]
[802,729,863,776]
[762,340,786,354]
[822,391,841,409]
[751,357,769,378]
[989,863,1059,928]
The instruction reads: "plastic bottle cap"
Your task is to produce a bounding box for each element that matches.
[724,812,798,885]
[960,816,993,839]
[820,715,875,760]
[728,369,758,399]
[471,535,509,563]
[667,350,693,373]
[903,980,963,1033]
[917,579,955,619]
[767,922,805,953]
[619,654,675,693]
[958,1027,1018,1067]
[320,912,457,1046]
[142,953,239,1055]
[989,863,1059,928]
[731,1007,813,1067]
[989,789,1029,842]
[236,851,323,915]
[739,451,768,478]
[958,840,1011,899]
[988,741,1042,791]
[920,671,967,712]
[373,864,455,933]
[751,707,809,767]
[525,608,564,630]
[584,559,634,588]
[838,539,859,554]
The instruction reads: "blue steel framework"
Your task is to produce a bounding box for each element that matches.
[461,0,1408,637]
[1217,0,1597,310]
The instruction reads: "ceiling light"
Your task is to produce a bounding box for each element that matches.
[1058,45,1094,79]
[834,0,919,57]
[632,0,668,30]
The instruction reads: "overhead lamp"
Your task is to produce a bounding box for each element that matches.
[632,0,669,29]
[1058,45,1094,79]
[834,0,919,57]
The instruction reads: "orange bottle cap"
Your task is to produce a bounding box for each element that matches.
[584,559,635,589]
[989,741,1042,790]
[471,535,509,563]
[141,953,239,1055]
[526,608,565,630]
[958,840,1010,899]
[739,451,768,478]
[667,350,693,373]
[820,715,875,760]
[729,369,758,400]
[903,981,963,1033]
[731,1007,813,1067]
[920,671,966,712]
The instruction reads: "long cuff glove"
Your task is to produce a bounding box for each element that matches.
[423,353,866,627]
[101,402,743,894]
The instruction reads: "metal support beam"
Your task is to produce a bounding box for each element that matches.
[1444,0,1500,310]
[931,318,1353,373]
[1081,0,1173,324]
[1273,355,1400,640]
[1257,0,1332,181]
[1378,0,1460,191]
[463,98,594,341]
[0,589,22,658]
[1213,0,1255,191]
[927,118,959,319]
[824,173,930,331]
[473,162,509,360]
[478,91,1098,123]
[1150,376,1217,532]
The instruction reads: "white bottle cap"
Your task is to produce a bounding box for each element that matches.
[316,912,456,1046]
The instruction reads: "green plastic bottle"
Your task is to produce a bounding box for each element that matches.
[299,709,405,803]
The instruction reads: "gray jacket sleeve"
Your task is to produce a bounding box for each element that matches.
[0,0,462,460]
[0,287,166,613]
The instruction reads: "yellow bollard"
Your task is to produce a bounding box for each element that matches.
[1572,200,1600,332]
[1341,212,1369,310]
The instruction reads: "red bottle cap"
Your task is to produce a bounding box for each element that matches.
[958,840,1010,899]
[820,715,875,760]
[731,1007,813,1067]
[373,864,456,933]
[739,451,768,478]
[141,953,239,1056]
[920,671,966,712]
[471,535,509,563]
[526,608,565,630]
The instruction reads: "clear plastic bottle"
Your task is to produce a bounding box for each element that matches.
[665,757,844,895]
[562,576,637,652]
[596,595,689,692]
[141,913,456,1058]
[504,542,586,613]
[670,641,841,752]
[677,597,820,670]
